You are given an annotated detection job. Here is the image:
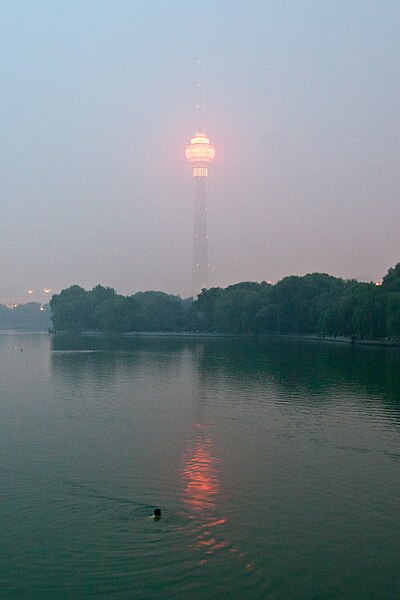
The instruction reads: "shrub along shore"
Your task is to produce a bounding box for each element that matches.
[50,263,400,340]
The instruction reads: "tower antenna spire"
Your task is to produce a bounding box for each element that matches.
[197,52,204,131]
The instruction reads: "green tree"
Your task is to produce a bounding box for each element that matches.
[386,292,400,338]
[382,263,400,292]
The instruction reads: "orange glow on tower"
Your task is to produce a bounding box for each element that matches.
[185,130,215,178]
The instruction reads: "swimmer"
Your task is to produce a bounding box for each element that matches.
[153,508,161,520]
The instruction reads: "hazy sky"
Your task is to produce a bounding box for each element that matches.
[1,0,399,303]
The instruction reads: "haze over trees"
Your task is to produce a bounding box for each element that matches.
[49,263,400,340]
[0,303,51,331]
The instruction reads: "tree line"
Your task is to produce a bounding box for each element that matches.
[50,263,400,339]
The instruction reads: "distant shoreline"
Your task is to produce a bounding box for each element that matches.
[50,330,400,348]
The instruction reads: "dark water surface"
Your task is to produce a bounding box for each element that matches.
[1,333,399,599]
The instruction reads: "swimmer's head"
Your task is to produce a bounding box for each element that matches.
[153,508,161,519]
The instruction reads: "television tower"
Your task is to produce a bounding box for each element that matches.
[185,59,215,298]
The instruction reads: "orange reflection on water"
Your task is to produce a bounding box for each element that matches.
[181,427,220,511]
[180,424,254,570]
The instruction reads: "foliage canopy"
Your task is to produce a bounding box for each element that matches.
[50,263,400,339]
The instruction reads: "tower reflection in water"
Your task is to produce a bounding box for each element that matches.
[180,344,252,569]
[181,422,220,512]
[181,421,229,560]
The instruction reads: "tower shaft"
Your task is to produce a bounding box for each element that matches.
[192,177,208,297]
[185,59,215,298]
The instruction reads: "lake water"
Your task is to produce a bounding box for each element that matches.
[1,333,399,599]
